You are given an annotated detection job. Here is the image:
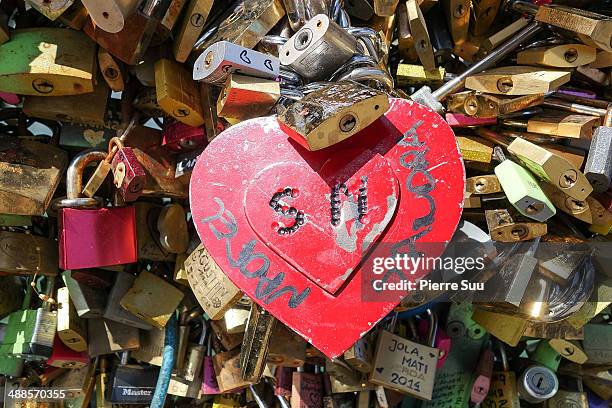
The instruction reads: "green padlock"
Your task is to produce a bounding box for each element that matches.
[493,147,556,222]
[530,340,562,372]
[0,277,57,362]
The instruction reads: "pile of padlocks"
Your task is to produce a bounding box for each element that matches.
[0,0,611,406]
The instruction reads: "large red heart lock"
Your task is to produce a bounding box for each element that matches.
[190,98,465,358]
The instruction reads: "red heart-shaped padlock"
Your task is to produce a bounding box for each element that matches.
[190,98,464,357]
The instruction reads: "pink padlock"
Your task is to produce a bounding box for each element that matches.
[446,113,497,128]
[0,92,20,105]
[418,317,452,368]
[162,121,208,153]
[57,150,137,270]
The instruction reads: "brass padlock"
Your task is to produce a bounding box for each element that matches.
[239,303,276,382]
[485,209,547,242]
[470,0,501,36]
[155,58,205,127]
[517,44,597,68]
[406,0,435,71]
[173,0,214,62]
[448,91,544,118]
[277,81,389,151]
[503,113,601,140]
[370,311,440,400]
[0,231,58,276]
[267,323,307,367]
[120,270,185,329]
[0,137,68,216]
[98,49,125,92]
[217,74,281,122]
[23,81,110,127]
[104,272,154,330]
[185,243,243,320]
[466,175,502,195]
[456,136,493,163]
[80,0,141,33]
[478,17,529,57]
[396,3,418,62]
[444,0,470,46]
[0,28,96,96]
[56,287,87,353]
[471,308,527,347]
[213,349,253,393]
[465,66,571,95]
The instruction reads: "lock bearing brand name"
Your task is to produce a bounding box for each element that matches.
[121,388,153,396]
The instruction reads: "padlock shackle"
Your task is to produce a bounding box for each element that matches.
[426,309,438,348]
[66,150,108,200]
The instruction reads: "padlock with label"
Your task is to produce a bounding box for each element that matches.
[0,278,56,361]
[185,243,243,320]
[156,58,205,127]
[56,287,87,353]
[84,0,173,65]
[521,3,612,52]
[217,74,281,122]
[465,66,571,95]
[585,105,612,193]
[0,28,96,96]
[279,14,358,81]
[492,146,556,222]
[57,150,137,270]
[370,311,439,400]
[0,136,68,216]
[62,270,107,319]
[278,81,389,151]
[194,41,281,85]
[104,272,154,330]
[239,303,276,382]
[120,270,185,329]
[107,352,159,404]
[483,341,520,408]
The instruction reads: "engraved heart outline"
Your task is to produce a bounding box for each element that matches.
[190,99,465,357]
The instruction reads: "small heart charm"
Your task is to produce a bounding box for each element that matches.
[83,129,105,146]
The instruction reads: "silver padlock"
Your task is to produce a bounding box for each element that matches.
[279,14,358,82]
[193,41,281,85]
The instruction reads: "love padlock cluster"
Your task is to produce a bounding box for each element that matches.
[0,0,611,407]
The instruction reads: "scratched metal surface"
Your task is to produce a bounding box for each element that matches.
[190,98,465,358]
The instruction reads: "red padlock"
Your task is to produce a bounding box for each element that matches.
[110,137,147,202]
[161,121,208,153]
[57,150,137,270]
[190,98,465,357]
[48,335,90,369]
